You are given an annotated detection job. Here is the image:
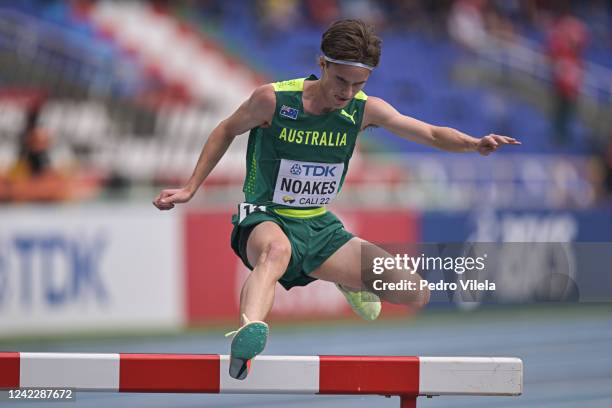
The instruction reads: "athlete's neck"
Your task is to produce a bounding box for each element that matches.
[303,80,335,115]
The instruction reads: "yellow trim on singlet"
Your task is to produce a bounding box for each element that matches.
[273,78,368,102]
[354,90,368,100]
[273,207,327,218]
[273,78,306,92]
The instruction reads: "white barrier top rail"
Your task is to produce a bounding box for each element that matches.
[0,352,522,407]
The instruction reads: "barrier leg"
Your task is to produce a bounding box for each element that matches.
[400,395,417,408]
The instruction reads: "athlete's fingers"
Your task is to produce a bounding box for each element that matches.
[155,195,175,208]
[477,134,521,155]
[160,195,174,204]
[163,191,188,204]
[491,134,521,145]
[155,190,170,201]
[153,200,174,210]
[498,135,519,143]
[496,136,514,144]
[156,203,175,211]
[477,142,495,155]
[153,196,174,209]
[481,135,498,147]
[156,189,179,203]
[153,189,179,209]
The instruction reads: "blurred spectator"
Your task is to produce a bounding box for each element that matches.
[448,0,518,51]
[2,102,67,202]
[447,0,489,52]
[305,0,340,26]
[376,0,443,34]
[491,0,522,25]
[485,1,517,43]
[545,5,589,146]
[340,0,386,27]
[604,140,612,198]
[256,0,301,39]
[186,0,225,24]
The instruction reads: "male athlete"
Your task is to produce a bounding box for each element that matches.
[153,19,520,380]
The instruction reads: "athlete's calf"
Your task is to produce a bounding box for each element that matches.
[240,222,291,324]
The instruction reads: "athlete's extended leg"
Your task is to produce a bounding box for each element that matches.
[310,237,430,309]
[227,221,290,380]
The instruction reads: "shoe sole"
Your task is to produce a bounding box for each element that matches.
[229,322,268,380]
[229,356,251,380]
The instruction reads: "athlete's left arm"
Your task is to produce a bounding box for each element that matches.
[363,97,520,155]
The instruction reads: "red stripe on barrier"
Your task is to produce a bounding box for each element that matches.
[0,352,20,388]
[119,354,220,393]
[319,356,419,395]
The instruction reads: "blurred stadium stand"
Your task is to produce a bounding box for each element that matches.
[0,0,610,208]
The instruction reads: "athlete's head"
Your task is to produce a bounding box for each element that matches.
[319,19,382,108]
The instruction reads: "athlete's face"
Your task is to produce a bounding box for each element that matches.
[319,59,371,109]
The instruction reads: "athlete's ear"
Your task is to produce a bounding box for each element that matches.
[318,56,327,73]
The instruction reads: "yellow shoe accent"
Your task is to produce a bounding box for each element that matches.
[336,284,381,321]
[225,314,264,338]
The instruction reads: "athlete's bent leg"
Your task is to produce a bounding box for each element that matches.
[227,221,289,380]
[310,237,430,309]
[239,221,291,324]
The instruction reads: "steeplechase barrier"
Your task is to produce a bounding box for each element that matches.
[0,353,522,407]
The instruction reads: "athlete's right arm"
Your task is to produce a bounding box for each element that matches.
[153,84,276,210]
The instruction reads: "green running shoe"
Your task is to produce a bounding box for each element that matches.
[225,314,269,380]
[336,283,382,321]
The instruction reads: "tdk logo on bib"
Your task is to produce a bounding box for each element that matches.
[279,105,299,120]
[289,163,337,177]
[290,163,302,175]
[274,159,344,207]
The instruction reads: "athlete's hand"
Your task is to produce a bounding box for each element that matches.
[476,134,521,156]
[153,188,193,211]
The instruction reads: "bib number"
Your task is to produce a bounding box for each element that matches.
[238,203,266,223]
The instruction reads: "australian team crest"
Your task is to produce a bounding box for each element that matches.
[279,105,299,120]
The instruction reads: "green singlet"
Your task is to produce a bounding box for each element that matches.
[231,75,367,289]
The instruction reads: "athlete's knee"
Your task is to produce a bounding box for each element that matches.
[404,279,429,309]
[252,241,291,283]
[263,241,291,266]
[375,270,429,309]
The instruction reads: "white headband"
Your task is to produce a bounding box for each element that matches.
[322,54,374,71]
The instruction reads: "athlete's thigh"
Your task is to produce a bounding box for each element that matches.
[309,237,391,290]
[310,237,425,291]
[245,221,291,267]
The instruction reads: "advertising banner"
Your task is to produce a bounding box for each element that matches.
[0,205,183,336]
[418,209,612,306]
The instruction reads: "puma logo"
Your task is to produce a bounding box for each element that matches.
[340,109,357,125]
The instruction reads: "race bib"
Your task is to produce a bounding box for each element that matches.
[273,159,344,207]
[238,203,267,223]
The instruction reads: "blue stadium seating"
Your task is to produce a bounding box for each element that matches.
[208,4,593,154]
